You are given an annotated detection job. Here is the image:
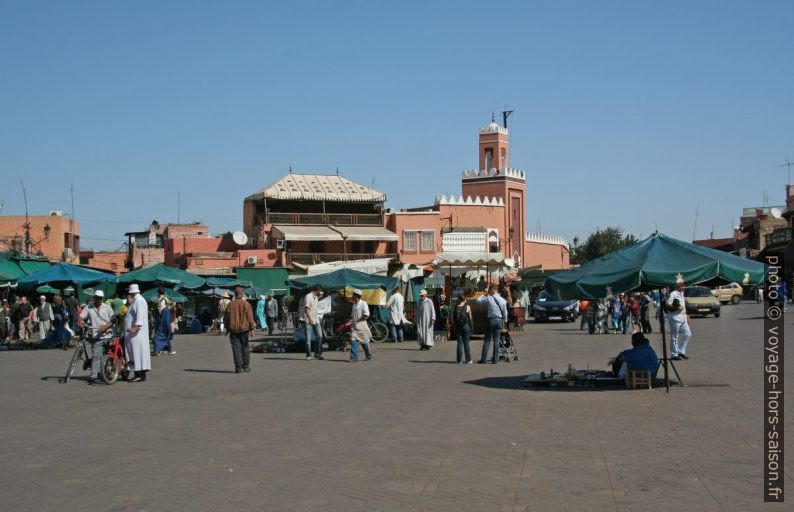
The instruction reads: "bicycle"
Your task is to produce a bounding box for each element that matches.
[99,335,128,385]
[367,317,389,343]
[63,333,92,383]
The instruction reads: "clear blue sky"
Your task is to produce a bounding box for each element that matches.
[1,0,792,251]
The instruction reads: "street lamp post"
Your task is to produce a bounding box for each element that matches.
[573,236,580,264]
[23,222,50,256]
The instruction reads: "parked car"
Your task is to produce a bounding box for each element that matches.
[712,283,743,304]
[533,291,579,322]
[685,286,721,317]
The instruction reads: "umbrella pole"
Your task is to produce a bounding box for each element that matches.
[658,293,670,392]
[657,289,683,392]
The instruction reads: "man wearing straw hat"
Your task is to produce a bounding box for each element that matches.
[124,284,151,382]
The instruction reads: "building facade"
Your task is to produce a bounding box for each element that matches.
[239,118,569,271]
[386,119,569,269]
[0,212,80,263]
[243,174,399,267]
[125,221,209,270]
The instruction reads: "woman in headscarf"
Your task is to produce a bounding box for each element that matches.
[153,301,173,355]
[256,295,267,332]
[416,289,436,350]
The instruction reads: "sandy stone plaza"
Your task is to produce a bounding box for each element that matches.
[0,301,790,512]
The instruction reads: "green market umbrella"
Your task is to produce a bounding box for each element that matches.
[290,268,398,306]
[0,259,25,284]
[118,263,206,290]
[544,233,765,300]
[290,268,398,293]
[18,262,118,289]
[142,287,187,303]
[544,232,765,392]
[37,285,73,295]
[205,277,254,289]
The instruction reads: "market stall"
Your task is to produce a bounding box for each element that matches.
[543,232,766,391]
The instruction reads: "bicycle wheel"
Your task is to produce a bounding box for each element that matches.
[99,354,120,385]
[64,343,84,383]
[370,321,388,343]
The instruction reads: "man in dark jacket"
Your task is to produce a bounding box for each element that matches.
[223,285,256,373]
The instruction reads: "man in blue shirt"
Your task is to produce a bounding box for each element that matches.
[476,285,509,364]
[611,332,659,379]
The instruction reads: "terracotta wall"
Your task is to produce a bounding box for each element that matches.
[164,224,209,238]
[164,237,239,266]
[184,249,280,271]
[80,251,128,273]
[386,212,442,264]
[523,241,570,270]
[386,204,515,265]
[0,215,80,262]
[130,246,165,269]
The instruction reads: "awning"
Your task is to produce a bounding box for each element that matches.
[329,226,399,241]
[435,252,506,267]
[272,225,342,241]
[306,258,393,276]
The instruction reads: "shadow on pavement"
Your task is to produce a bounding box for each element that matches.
[259,357,350,363]
[409,360,462,364]
[183,369,238,374]
[462,375,529,390]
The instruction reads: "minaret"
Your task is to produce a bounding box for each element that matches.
[478,113,510,172]
[461,116,526,265]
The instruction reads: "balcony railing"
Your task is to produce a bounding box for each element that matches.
[289,252,397,265]
[260,213,383,226]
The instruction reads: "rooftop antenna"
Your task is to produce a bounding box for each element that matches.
[779,158,794,186]
[20,178,30,254]
[288,165,292,174]
[536,218,542,234]
[336,167,339,176]
[763,191,769,208]
[692,203,700,241]
[177,191,181,224]
[501,106,513,129]
[710,225,714,239]
[70,183,75,232]
[491,111,496,123]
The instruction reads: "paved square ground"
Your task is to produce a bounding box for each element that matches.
[1,302,792,511]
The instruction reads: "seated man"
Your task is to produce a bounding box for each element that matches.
[610,332,659,379]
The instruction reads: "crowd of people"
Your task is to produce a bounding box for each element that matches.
[2,292,83,346]
[0,275,722,385]
[581,292,654,335]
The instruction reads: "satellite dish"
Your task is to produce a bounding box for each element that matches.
[771,208,783,219]
[232,231,249,246]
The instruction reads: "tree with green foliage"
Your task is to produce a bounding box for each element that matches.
[572,227,638,265]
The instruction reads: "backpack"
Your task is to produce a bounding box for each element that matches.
[453,305,469,328]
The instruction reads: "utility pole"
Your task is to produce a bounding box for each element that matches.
[20,178,30,254]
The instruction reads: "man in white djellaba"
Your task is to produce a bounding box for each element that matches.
[124,284,151,382]
[416,289,436,350]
